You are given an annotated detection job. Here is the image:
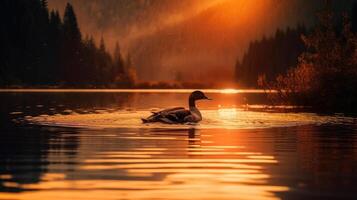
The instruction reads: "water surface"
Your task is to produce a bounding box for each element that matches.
[0,90,356,200]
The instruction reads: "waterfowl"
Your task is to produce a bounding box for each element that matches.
[142,90,212,124]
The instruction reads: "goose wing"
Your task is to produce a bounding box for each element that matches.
[143,107,191,124]
[152,107,185,115]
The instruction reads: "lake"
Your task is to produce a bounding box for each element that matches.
[0,89,356,200]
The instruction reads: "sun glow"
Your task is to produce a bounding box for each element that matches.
[221,89,239,94]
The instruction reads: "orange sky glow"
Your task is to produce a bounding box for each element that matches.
[47,0,319,85]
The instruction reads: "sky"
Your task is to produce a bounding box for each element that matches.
[48,0,357,86]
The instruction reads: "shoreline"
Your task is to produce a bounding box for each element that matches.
[0,88,269,94]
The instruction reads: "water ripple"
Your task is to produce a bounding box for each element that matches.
[25,109,356,130]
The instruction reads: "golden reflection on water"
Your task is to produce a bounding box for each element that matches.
[218,108,238,119]
[0,129,289,200]
[2,90,357,200]
[26,108,353,130]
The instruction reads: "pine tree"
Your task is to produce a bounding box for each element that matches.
[94,36,113,85]
[235,26,306,87]
[0,0,134,88]
[48,9,62,83]
[123,53,136,86]
[63,3,81,43]
[113,42,125,76]
[62,3,82,84]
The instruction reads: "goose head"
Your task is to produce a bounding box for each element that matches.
[189,91,212,108]
[190,90,212,101]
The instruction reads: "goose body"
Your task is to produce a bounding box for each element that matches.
[142,91,211,124]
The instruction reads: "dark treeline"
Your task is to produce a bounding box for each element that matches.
[236,3,357,89]
[0,0,135,87]
[235,26,307,87]
[259,3,357,112]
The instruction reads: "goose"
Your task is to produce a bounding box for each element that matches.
[142,90,212,124]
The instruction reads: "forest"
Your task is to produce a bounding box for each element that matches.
[236,3,357,89]
[0,0,135,88]
[235,26,307,87]
[255,4,357,112]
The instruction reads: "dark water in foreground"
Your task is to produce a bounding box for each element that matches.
[0,90,357,200]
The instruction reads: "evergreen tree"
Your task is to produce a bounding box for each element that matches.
[113,42,125,82]
[96,36,112,85]
[63,3,81,43]
[62,3,82,84]
[235,26,307,87]
[81,36,92,84]
[123,53,137,86]
[0,0,135,88]
[48,10,63,84]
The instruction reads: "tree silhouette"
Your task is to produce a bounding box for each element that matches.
[113,42,125,82]
[0,0,133,88]
[261,3,357,112]
[235,26,307,87]
[62,3,82,84]
[48,10,63,84]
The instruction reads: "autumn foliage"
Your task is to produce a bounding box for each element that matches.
[260,7,357,112]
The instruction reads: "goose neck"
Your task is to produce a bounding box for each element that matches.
[189,97,196,108]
